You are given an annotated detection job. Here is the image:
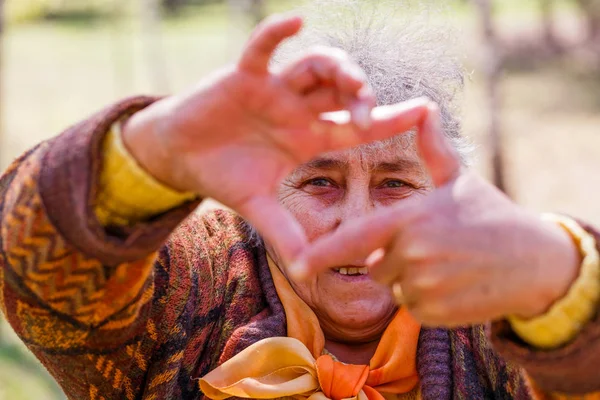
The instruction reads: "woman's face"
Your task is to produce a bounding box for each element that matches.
[268,138,433,343]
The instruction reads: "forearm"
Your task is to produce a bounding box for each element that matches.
[491,222,600,395]
[0,97,198,332]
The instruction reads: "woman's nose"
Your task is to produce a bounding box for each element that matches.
[337,189,374,223]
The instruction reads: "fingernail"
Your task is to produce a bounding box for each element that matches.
[289,260,309,281]
[352,102,372,130]
[365,248,385,267]
[357,86,375,103]
[344,64,365,83]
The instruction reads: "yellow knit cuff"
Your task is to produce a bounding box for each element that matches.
[508,214,600,349]
[95,121,197,226]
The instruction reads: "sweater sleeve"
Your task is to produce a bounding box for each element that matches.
[95,121,197,226]
[490,222,600,396]
[0,97,202,399]
[508,214,600,350]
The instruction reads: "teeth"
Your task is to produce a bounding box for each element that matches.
[335,267,369,275]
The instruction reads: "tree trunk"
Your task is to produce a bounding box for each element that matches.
[540,0,560,52]
[163,0,186,14]
[140,0,169,93]
[0,0,4,343]
[228,0,265,28]
[588,3,600,43]
[248,0,266,26]
[111,1,134,96]
[473,0,508,194]
[575,0,600,43]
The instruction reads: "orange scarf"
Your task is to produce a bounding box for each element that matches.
[199,257,421,400]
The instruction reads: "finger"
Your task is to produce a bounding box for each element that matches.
[349,87,376,130]
[281,53,374,129]
[281,61,320,93]
[411,295,473,328]
[365,248,386,267]
[432,289,505,327]
[408,303,453,327]
[368,241,435,287]
[240,15,303,74]
[394,280,421,309]
[303,87,345,114]
[392,282,406,305]
[240,195,308,266]
[280,53,342,93]
[319,97,430,152]
[368,250,407,286]
[289,203,417,280]
[281,50,365,94]
[332,60,368,96]
[310,60,375,129]
[303,86,375,117]
[263,90,317,128]
[417,103,462,187]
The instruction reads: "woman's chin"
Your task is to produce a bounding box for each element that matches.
[315,269,396,331]
[318,296,398,342]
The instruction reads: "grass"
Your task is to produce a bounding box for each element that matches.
[0,323,66,400]
[0,352,65,400]
[0,360,62,400]
[1,1,600,398]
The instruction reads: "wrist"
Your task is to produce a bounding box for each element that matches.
[517,215,581,319]
[97,121,197,226]
[121,100,190,193]
[508,214,600,348]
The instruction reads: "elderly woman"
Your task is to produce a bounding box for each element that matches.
[1,3,599,400]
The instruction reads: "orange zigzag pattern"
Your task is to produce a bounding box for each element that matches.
[2,157,152,329]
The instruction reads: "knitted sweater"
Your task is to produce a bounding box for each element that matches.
[2,97,600,400]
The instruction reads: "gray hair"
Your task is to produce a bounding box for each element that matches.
[275,0,472,162]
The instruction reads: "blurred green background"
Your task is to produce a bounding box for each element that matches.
[1,0,600,398]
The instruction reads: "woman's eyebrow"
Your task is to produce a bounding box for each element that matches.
[372,159,422,173]
[302,157,349,171]
[286,157,348,181]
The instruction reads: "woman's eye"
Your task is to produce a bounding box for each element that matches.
[382,180,407,188]
[307,178,333,187]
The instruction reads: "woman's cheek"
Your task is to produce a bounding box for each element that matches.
[281,192,342,242]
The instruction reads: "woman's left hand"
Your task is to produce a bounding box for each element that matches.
[292,104,581,327]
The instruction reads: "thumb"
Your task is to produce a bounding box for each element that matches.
[240,195,308,266]
[417,103,462,187]
[289,204,415,280]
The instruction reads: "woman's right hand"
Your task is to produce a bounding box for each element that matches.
[122,14,431,264]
